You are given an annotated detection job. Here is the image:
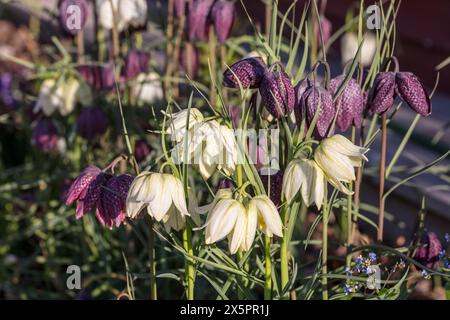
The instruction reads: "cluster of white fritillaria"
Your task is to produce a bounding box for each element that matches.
[283,135,369,207]
[124,106,368,255]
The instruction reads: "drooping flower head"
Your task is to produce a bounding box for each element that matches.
[211,0,235,43]
[77,64,115,91]
[66,165,111,220]
[260,171,284,208]
[329,75,365,132]
[126,172,190,231]
[134,139,152,163]
[370,58,431,116]
[76,106,108,140]
[314,134,369,194]
[260,67,295,119]
[282,159,325,208]
[296,83,335,138]
[223,57,268,89]
[132,72,164,105]
[32,118,59,152]
[123,49,150,80]
[188,0,215,41]
[203,189,282,254]
[96,174,134,229]
[414,232,443,270]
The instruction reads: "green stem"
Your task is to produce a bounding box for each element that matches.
[182,224,195,300]
[322,198,329,300]
[146,216,157,300]
[280,205,289,299]
[264,235,272,300]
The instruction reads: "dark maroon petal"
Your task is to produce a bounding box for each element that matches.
[303,85,335,138]
[188,0,215,41]
[330,76,364,132]
[123,50,150,80]
[293,78,311,124]
[32,118,59,152]
[370,72,396,115]
[223,57,268,89]
[260,171,283,208]
[259,70,295,119]
[98,175,133,228]
[181,44,199,79]
[66,165,102,205]
[395,72,431,116]
[76,64,115,91]
[414,232,443,270]
[77,172,111,217]
[76,106,108,140]
[59,0,88,35]
[134,139,152,163]
[211,0,235,43]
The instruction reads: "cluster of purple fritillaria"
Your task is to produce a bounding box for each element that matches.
[223,56,432,138]
[65,165,133,229]
[178,0,235,78]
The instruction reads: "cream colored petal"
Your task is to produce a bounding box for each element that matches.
[312,162,325,209]
[229,208,247,254]
[168,175,189,216]
[148,175,172,221]
[282,160,304,203]
[253,196,283,238]
[242,201,258,251]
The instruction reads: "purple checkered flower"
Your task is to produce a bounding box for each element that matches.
[259,69,295,119]
[414,232,443,270]
[299,84,335,138]
[96,174,134,229]
[329,76,364,132]
[181,44,200,79]
[123,50,150,80]
[211,0,235,43]
[66,165,112,219]
[188,0,215,41]
[223,57,268,89]
[76,106,108,140]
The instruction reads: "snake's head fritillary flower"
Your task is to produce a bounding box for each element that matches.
[32,118,59,153]
[181,44,200,79]
[211,0,235,43]
[66,165,112,220]
[301,84,335,138]
[59,0,88,35]
[171,120,238,179]
[414,232,443,270]
[34,78,83,116]
[369,72,396,115]
[330,76,365,131]
[259,69,295,119]
[76,106,108,141]
[205,198,245,254]
[123,50,150,80]
[282,159,325,208]
[134,139,151,163]
[395,72,431,116]
[260,171,283,208]
[132,72,164,105]
[293,78,312,125]
[97,174,134,229]
[341,32,376,67]
[126,172,189,229]
[188,0,215,41]
[248,195,283,239]
[166,107,204,142]
[223,57,268,89]
[77,64,115,91]
[314,134,369,194]
[97,0,147,31]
